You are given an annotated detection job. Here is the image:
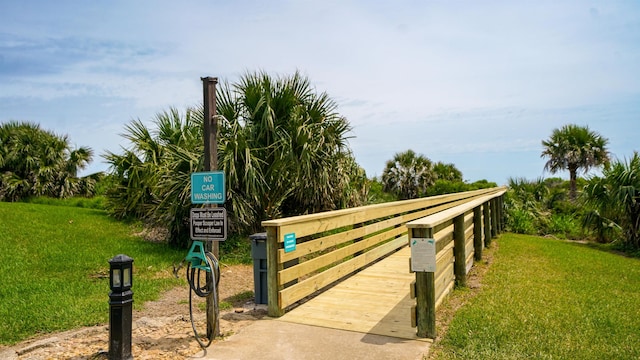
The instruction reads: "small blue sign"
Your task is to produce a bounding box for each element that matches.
[284,233,296,253]
[191,171,226,204]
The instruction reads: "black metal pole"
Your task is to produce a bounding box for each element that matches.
[108,255,134,360]
[109,294,133,360]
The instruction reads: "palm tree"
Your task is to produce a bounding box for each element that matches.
[218,71,362,224]
[104,72,365,247]
[583,152,640,249]
[541,124,609,200]
[104,108,201,217]
[504,177,550,234]
[0,121,94,201]
[433,161,463,182]
[382,150,435,200]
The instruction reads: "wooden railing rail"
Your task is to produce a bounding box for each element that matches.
[407,189,506,338]
[262,187,506,317]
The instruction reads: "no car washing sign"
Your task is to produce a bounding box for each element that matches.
[191,171,225,204]
[190,171,227,241]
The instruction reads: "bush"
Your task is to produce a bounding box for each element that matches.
[366,177,397,204]
[219,233,252,265]
[0,121,95,201]
[547,213,582,239]
[105,72,366,248]
[505,177,589,239]
[507,207,537,235]
[583,152,640,250]
[425,179,498,197]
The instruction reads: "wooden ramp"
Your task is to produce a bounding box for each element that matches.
[277,246,427,341]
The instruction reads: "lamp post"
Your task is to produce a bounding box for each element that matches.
[108,254,134,360]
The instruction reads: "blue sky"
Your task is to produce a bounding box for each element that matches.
[1,1,639,185]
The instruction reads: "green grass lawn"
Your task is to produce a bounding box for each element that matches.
[433,233,640,359]
[0,202,186,345]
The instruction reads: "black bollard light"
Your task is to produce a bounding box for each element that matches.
[108,254,134,360]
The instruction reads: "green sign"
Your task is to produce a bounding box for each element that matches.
[284,233,296,253]
[191,171,225,204]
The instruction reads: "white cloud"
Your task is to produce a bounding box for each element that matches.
[1,0,639,182]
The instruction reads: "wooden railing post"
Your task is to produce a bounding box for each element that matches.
[266,226,285,317]
[490,199,498,239]
[499,195,505,233]
[473,206,483,261]
[412,227,436,339]
[453,214,466,287]
[483,202,492,247]
[494,196,500,233]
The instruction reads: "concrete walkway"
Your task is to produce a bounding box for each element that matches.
[192,318,431,360]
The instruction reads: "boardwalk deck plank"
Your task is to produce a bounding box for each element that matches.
[277,247,429,341]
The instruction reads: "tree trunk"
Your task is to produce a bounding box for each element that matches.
[569,167,577,201]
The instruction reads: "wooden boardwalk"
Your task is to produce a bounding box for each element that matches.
[277,246,428,341]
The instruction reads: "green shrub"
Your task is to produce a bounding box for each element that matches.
[547,213,582,239]
[219,233,252,265]
[506,177,588,240]
[366,177,397,204]
[506,208,537,235]
[583,152,640,250]
[425,179,497,197]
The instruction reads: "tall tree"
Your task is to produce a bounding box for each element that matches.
[583,152,640,250]
[433,161,463,182]
[541,124,609,200]
[104,72,366,247]
[103,108,201,222]
[0,121,94,201]
[218,71,364,223]
[382,150,435,200]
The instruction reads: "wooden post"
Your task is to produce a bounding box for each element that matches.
[266,226,285,317]
[490,198,498,238]
[473,206,483,261]
[496,196,502,233]
[483,202,492,247]
[499,195,505,233]
[202,76,219,259]
[453,214,466,287]
[413,227,436,338]
[202,76,220,339]
[494,196,500,233]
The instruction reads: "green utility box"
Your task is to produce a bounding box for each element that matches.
[250,233,268,305]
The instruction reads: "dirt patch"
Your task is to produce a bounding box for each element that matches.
[1,264,263,360]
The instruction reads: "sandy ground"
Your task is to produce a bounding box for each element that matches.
[0,264,264,360]
[0,243,497,360]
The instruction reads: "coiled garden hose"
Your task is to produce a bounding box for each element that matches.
[186,251,220,349]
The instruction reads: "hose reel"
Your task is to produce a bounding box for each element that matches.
[184,240,220,349]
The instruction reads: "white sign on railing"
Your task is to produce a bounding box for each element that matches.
[410,238,436,272]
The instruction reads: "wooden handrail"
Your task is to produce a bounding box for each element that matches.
[408,189,506,338]
[262,186,507,317]
[407,190,506,229]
